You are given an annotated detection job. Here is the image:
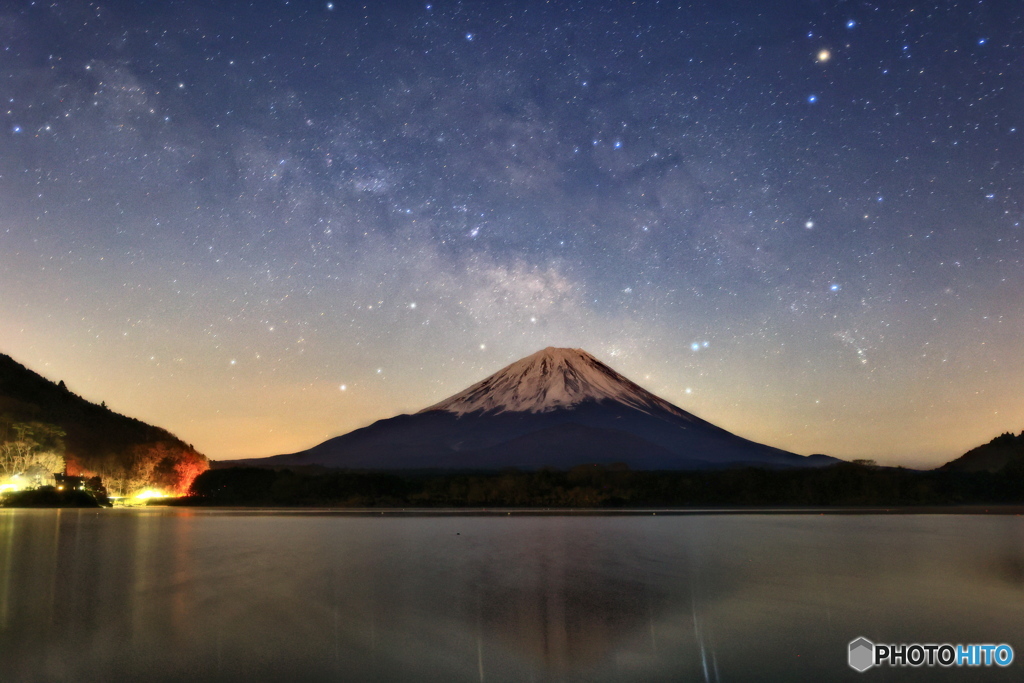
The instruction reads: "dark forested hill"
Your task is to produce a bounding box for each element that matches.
[940,431,1024,474]
[0,353,207,494]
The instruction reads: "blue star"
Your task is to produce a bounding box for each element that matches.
[846,20,856,29]
[807,94,818,104]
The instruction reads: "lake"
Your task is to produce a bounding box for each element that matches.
[1,509,1022,681]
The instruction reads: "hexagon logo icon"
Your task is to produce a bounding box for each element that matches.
[849,637,875,672]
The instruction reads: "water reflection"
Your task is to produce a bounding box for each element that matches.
[0,510,1022,682]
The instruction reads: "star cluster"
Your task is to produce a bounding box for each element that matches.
[1,0,1021,466]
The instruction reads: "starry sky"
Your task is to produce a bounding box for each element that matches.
[1,0,1022,467]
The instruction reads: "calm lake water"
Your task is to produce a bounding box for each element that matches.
[1,509,1022,682]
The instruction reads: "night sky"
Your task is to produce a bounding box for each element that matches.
[1,0,1021,467]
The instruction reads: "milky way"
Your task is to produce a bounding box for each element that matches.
[1,0,1021,465]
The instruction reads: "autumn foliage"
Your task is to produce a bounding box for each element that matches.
[72,442,208,496]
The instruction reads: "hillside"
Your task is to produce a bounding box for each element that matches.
[0,353,207,494]
[940,431,1024,474]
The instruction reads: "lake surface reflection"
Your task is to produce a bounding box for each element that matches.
[1,510,1023,681]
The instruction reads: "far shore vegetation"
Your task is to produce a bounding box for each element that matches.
[174,452,1024,509]
[4,409,1023,510]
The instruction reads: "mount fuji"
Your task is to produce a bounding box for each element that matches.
[244,347,837,471]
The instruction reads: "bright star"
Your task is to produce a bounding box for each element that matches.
[808,94,818,104]
[817,49,831,63]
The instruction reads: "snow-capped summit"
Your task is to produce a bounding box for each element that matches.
[420,347,692,419]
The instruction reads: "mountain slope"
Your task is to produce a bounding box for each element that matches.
[0,353,208,493]
[248,347,836,471]
[939,431,1024,473]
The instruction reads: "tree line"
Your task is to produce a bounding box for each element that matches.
[182,459,1024,508]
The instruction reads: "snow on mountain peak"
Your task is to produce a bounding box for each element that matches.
[419,347,693,418]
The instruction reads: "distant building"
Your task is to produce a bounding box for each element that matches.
[54,473,85,492]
